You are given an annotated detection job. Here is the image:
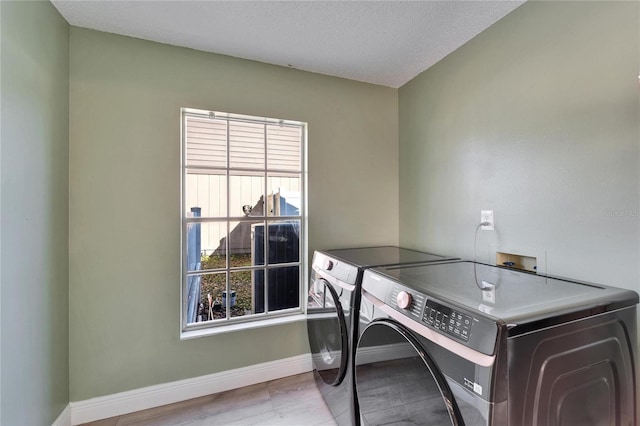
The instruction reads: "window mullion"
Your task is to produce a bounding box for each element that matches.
[225,119,231,320]
[299,126,306,313]
[181,113,189,330]
[263,122,269,314]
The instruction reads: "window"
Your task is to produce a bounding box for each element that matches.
[181,108,307,334]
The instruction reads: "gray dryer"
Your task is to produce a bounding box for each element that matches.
[355,261,638,425]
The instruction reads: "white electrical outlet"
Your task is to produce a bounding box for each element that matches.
[481,210,494,230]
[482,285,495,303]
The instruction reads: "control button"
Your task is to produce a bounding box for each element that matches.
[396,291,412,310]
[324,260,334,271]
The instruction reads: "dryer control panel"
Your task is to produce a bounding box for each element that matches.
[423,299,473,342]
[312,252,357,286]
[380,280,498,356]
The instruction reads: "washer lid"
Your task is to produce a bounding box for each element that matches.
[371,261,639,326]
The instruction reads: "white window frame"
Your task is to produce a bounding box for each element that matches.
[180,108,308,338]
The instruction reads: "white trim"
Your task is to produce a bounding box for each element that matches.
[51,404,71,426]
[180,312,306,340]
[69,354,312,425]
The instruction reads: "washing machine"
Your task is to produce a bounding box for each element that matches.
[306,247,458,425]
[355,260,638,426]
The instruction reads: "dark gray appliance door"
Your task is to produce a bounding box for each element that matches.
[355,319,465,426]
[307,278,349,386]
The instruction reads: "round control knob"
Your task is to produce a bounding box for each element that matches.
[396,291,412,310]
[324,260,334,271]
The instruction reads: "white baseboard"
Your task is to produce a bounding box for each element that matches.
[52,404,71,426]
[69,353,312,425]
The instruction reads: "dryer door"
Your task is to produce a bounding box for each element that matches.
[355,319,466,426]
[307,277,349,386]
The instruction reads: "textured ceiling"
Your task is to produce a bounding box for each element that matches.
[51,0,525,88]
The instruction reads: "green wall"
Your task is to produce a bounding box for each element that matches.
[400,2,639,298]
[69,28,399,400]
[5,0,636,415]
[0,1,70,424]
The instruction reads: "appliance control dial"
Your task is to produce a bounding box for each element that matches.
[396,291,412,310]
[324,260,334,271]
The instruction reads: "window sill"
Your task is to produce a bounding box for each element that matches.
[180,313,307,340]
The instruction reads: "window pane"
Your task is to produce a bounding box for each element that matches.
[186,222,227,272]
[267,221,300,264]
[190,272,227,323]
[229,173,265,217]
[267,266,300,312]
[228,220,265,267]
[201,251,227,271]
[185,221,201,273]
[185,116,227,168]
[267,174,301,216]
[229,121,264,169]
[252,270,266,314]
[185,171,227,218]
[186,273,203,324]
[230,270,257,318]
[267,124,301,172]
[182,109,305,330]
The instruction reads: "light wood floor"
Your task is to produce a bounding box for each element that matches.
[81,372,337,426]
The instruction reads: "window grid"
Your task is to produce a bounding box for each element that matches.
[181,108,306,332]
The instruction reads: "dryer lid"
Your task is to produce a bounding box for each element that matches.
[369,261,639,325]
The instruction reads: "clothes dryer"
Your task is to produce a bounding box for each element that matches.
[307,247,457,425]
[356,261,638,425]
